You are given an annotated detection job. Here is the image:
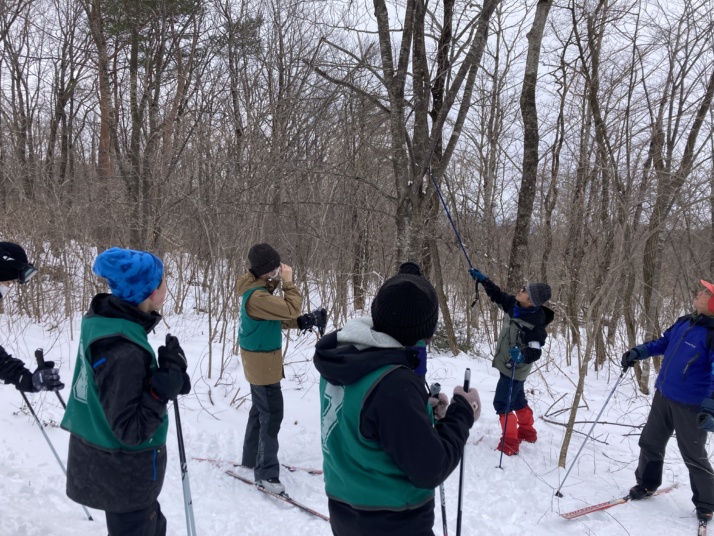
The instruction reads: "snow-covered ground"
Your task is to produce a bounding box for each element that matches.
[0,312,707,535]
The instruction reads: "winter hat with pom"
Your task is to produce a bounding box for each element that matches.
[398,261,422,277]
[371,274,439,346]
[93,247,164,305]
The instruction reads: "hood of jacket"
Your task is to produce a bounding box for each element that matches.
[314,317,420,386]
[236,271,279,296]
[513,304,555,330]
[86,293,161,333]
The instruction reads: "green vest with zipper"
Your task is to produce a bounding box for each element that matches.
[320,364,435,510]
[61,315,168,451]
[239,286,282,352]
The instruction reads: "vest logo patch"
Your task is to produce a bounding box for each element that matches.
[321,383,344,453]
[74,345,89,403]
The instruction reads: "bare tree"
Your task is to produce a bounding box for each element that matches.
[506,0,552,288]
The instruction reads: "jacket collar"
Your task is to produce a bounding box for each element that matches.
[86,293,161,333]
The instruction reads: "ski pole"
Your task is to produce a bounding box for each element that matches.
[455,368,471,536]
[429,167,473,269]
[497,363,517,469]
[20,390,93,521]
[430,383,448,536]
[554,369,626,497]
[35,348,67,409]
[174,400,197,535]
[428,168,480,304]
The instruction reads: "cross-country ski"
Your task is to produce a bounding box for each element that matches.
[225,469,330,522]
[560,485,679,520]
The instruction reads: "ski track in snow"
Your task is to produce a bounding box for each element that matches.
[0,319,708,535]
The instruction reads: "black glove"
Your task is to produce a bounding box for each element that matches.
[297,308,327,335]
[698,398,714,432]
[16,362,64,393]
[179,372,191,395]
[151,368,189,402]
[523,347,541,364]
[621,345,648,371]
[32,362,64,392]
[158,334,187,372]
[15,370,35,392]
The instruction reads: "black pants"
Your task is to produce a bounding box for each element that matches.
[328,498,435,536]
[105,501,166,536]
[242,382,284,481]
[492,372,527,414]
[636,390,714,510]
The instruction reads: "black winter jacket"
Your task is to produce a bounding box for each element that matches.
[0,345,33,390]
[65,294,168,513]
[314,319,474,535]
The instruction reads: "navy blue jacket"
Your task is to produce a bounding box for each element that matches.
[644,314,714,405]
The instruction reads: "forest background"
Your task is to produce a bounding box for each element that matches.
[1,0,713,464]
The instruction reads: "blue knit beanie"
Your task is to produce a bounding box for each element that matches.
[93,247,164,305]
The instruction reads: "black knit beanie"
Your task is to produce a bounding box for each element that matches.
[248,243,281,276]
[0,242,29,282]
[398,261,422,276]
[371,274,439,346]
[526,282,552,307]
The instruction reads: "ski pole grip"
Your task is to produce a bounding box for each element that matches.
[35,348,45,368]
[463,368,471,392]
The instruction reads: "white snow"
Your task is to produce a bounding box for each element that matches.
[0,313,707,535]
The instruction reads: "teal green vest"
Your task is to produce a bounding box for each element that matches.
[61,315,168,451]
[320,365,435,510]
[239,287,282,351]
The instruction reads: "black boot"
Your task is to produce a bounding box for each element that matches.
[696,507,713,522]
[629,484,654,500]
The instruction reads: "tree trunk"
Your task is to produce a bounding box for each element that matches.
[506,0,552,288]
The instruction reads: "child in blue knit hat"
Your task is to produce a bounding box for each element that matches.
[62,247,190,536]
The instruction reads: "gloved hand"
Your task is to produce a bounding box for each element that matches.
[453,386,481,422]
[429,392,449,420]
[158,334,187,372]
[297,308,327,335]
[509,346,524,365]
[31,362,64,392]
[151,369,190,402]
[468,268,488,282]
[621,345,648,371]
[697,398,714,432]
[179,372,191,395]
[16,362,64,393]
[523,346,541,364]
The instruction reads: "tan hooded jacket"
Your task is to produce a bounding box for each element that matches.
[236,272,302,385]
